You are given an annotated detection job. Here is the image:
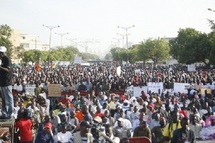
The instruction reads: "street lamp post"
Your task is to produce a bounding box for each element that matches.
[67,38,78,48]
[43,24,60,67]
[118,25,135,49]
[55,32,69,48]
[117,33,126,48]
[117,25,135,62]
[113,38,121,47]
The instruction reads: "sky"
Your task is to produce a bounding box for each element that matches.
[1,0,215,57]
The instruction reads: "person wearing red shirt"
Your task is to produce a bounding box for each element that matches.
[15,108,33,143]
[94,106,104,118]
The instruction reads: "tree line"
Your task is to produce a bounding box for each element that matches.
[1,23,215,65]
[0,24,99,63]
[106,26,215,66]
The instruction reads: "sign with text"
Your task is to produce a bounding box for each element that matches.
[147,82,163,93]
[48,84,61,97]
[187,65,196,72]
[173,83,190,94]
[25,84,36,94]
[200,88,212,95]
[133,86,147,97]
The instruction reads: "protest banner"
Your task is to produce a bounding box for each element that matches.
[187,65,196,72]
[48,84,61,97]
[133,86,147,97]
[200,88,212,95]
[147,82,163,93]
[173,83,190,94]
[25,84,36,94]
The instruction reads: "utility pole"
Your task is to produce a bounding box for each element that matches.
[42,24,60,67]
[55,32,69,48]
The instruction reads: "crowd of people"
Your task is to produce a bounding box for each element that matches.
[1,46,215,143]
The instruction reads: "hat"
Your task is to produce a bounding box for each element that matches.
[0,46,7,53]
[118,117,124,122]
[148,103,154,108]
[80,121,91,128]
[44,122,52,129]
[94,116,102,123]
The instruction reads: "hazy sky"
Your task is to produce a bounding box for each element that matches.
[1,0,215,56]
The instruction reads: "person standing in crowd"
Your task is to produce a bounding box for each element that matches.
[0,46,13,119]
[15,108,33,143]
[82,104,93,124]
[55,125,72,143]
[35,122,54,143]
[71,121,93,143]
[171,117,195,143]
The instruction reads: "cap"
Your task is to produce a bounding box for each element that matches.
[80,121,91,128]
[118,117,124,122]
[148,103,154,108]
[94,116,102,123]
[44,122,52,129]
[0,46,7,53]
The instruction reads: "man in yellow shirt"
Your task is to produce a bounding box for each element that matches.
[163,110,181,142]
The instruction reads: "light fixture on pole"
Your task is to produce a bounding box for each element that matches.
[42,24,60,67]
[117,33,127,48]
[117,25,135,49]
[55,32,69,48]
[113,38,121,47]
[67,38,78,48]
[117,25,135,62]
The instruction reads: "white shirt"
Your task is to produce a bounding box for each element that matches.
[13,84,23,92]
[114,118,132,129]
[56,131,72,143]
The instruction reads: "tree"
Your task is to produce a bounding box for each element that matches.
[21,50,42,63]
[0,24,13,57]
[136,42,150,64]
[104,53,112,60]
[110,47,121,61]
[142,38,170,64]
[170,28,211,64]
[208,31,215,65]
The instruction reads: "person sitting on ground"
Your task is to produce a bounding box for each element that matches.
[113,118,131,139]
[171,117,195,143]
[151,117,166,143]
[133,120,151,140]
[162,110,182,142]
[199,115,215,140]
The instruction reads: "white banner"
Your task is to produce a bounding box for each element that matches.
[133,86,147,97]
[73,56,82,64]
[173,83,190,93]
[187,65,196,72]
[25,84,36,94]
[116,66,121,77]
[147,82,163,93]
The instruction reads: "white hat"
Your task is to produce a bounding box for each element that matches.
[0,46,7,53]
[118,117,124,122]
[94,116,102,123]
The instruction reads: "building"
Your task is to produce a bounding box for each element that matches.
[20,34,43,51]
[9,30,47,63]
[10,30,21,63]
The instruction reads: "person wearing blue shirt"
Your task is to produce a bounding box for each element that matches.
[35,122,54,143]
